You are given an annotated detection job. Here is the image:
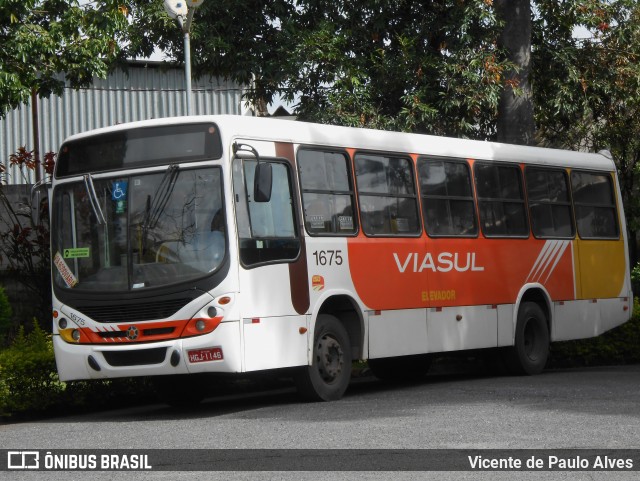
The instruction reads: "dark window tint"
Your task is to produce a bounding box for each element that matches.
[475,163,528,237]
[571,171,619,239]
[526,168,574,238]
[418,158,477,237]
[355,154,420,236]
[298,149,357,235]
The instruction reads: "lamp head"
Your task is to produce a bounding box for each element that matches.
[163,0,188,19]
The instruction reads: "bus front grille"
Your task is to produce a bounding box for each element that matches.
[74,298,191,323]
[102,348,168,367]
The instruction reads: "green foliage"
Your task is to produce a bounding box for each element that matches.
[281,1,509,138]
[0,286,12,345]
[315,2,506,137]
[120,0,294,112]
[0,320,153,418]
[631,263,640,287]
[123,0,510,138]
[549,298,640,367]
[0,321,62,417]
[0,0,128,118]
[0,149,54,325]
[631,263,640,290]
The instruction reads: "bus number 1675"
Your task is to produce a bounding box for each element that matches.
[312,250,344,266]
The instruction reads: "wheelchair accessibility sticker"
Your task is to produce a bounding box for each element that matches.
[112,181,128,201]
[112,180,128,214]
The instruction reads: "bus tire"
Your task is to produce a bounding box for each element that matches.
[295,314,352,401]
[368,354,432,382]
[505,301,549,375]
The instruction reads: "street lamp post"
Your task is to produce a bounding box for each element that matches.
[163,0,205,116]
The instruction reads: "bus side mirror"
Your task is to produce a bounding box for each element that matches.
[30,180,50,226]
[253,162,272,203]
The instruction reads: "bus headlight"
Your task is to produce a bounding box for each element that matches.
[59,328,82,343]
[181,317,222,338]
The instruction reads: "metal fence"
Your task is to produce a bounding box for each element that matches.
[0,61,247,184]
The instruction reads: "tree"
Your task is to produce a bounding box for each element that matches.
[119,0,294,115]
[123,0,511,139]
[533,0,640,265]
[0,0,127,118]
[279,0,511,139]
[495,0,535,145]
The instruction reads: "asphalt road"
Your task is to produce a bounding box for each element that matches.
[2,364,640,480]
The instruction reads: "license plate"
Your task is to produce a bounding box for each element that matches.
[187,347,223,363]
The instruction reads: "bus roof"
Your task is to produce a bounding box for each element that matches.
[62,114,615,172]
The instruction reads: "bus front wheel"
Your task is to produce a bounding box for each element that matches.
[505,301,549,375]
[295,314,352,401]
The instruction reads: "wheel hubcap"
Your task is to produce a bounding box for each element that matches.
[316,334,344,384]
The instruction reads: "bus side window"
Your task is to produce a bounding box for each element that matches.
[232,158,301,267]
[525,167,574,239]
[297,149,357,235]
[571,171,619,239]
[354,153,421,236]
[417,158,478,237]
[475,162,529,238]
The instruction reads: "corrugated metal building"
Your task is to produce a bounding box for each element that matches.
[0,61,247,184]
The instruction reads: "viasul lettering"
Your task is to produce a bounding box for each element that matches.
[393,252,484,273]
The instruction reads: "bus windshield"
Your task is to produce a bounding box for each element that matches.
[51,166,225,292]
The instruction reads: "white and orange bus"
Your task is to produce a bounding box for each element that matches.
[47,115,632,402]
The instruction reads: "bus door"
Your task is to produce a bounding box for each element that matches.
[231,140,309,371]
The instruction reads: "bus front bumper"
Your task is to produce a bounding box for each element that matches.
[53,320,242,381]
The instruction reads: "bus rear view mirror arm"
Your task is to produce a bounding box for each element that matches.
[232,142,272,203]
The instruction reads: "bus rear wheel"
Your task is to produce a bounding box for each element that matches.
[295,314,352,401]
[505,301,549,375]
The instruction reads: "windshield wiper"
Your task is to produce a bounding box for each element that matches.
[144,164,179,230]
[83,174,106,225]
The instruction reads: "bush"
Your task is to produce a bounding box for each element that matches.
[0,321,63,417]
[0,321,154,418]
[631,263,640,294]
